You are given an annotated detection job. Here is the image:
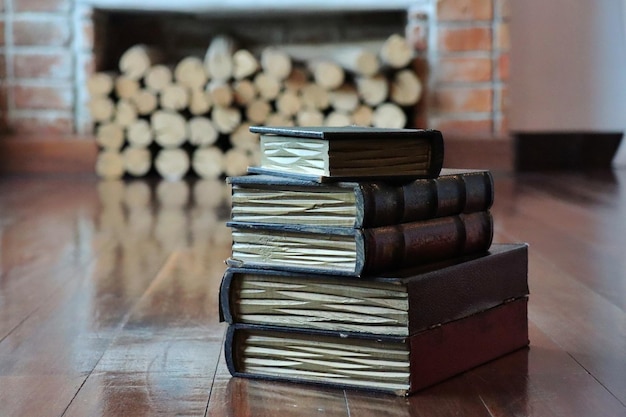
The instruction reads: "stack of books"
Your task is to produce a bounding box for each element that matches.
[219,126,529,396]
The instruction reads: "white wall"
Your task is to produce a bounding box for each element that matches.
[510,0,626,133]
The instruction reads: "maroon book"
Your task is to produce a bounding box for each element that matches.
[220,243,529,337]
[224,297,529,396]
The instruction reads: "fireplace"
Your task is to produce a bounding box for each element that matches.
[0,0,511,174]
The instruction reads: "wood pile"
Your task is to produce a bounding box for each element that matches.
[88,34,423,180]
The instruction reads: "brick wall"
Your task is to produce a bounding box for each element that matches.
[0,0,93,134]
[408,0,510,137]
[0,0,510,138]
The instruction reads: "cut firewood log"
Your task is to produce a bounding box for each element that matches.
[300,83,330,110]
[122,147,152,177]
[324,111,352,127]
[233,49,259,80]
[379,34,413,69]
[275,90,301,117]
[188,116,218,147]
[189,89,212,116]
[212,106,241,134]
[390,69,423,106]
[351,104,374,126]
[96,122,124,150]
[156,180,190,209]
[309,60,344,90]
[284,67,309,93]
[95,150,125,179]
[230,123,259,151]
[119,44,163,80]
[114,75,140,100]
[145,64,173,92]
[332,47,379,76]
[254,72,281,101]
[89,97,115,122]
[233,79,257,106]
[191,146,224,179]
[87,72,115,97]
[114,99,138,128]
[276,42,381,76]
[260,47,292,81]
[174,56,208,90]
[126,119,153,147]
[245,99,271,125]
[372,102,407,129]
[356,75,389,106]
[223,147,250,177]
[265,112,295,127]
[130,89,158,115]
[154,148,190,181]
[296,109,324,127]
[160,84,189,111]
[207,80,233,108]
[204,35,236,81]
[152,110,188,148]
[329,84,359,112]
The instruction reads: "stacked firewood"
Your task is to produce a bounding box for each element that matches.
[88,34,423,180]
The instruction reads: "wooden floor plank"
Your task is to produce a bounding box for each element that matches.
[0,171,625,417]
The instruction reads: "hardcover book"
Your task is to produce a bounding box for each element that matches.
[224,297,529,396]
[220,243,528,337]
[227,211,494,276]
[248,125,444,181]
[228,169,494,228]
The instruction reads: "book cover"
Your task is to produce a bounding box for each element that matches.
[219,243,528,337]
[227,211,494,276]
[228,168,494,228]
[248,126,444,181]
[224,297,529,396]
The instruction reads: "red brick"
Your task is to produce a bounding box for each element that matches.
[14,0,69,12]
[431,117,493,135]
[13,85,73,110]
[496,22,510,50]
[438,26,492,52]
[498,53,510,81]
[434,87,493,113]
[8,113,74,134]
[438,0,493,21]
[13,52,73,79]
[436,57,492,82]
[13,18,71,47]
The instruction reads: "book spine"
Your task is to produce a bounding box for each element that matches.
[218,269,234,323]
[360,211,493,275]
[358,171,494,228]
[408,297,529,393]
[407,243,528,333]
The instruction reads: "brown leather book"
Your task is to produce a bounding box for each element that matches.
[224,297,529,396]
[220,243,528,337]
[248,125,444,182]
[228,168,494,228]
[227,211,494,276]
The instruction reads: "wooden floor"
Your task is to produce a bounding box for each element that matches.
[0,169,625,417]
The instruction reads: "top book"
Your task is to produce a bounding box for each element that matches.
[249,126,445,181]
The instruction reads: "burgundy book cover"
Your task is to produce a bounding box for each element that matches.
[408,297,529,392]
[224,298,529,396]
